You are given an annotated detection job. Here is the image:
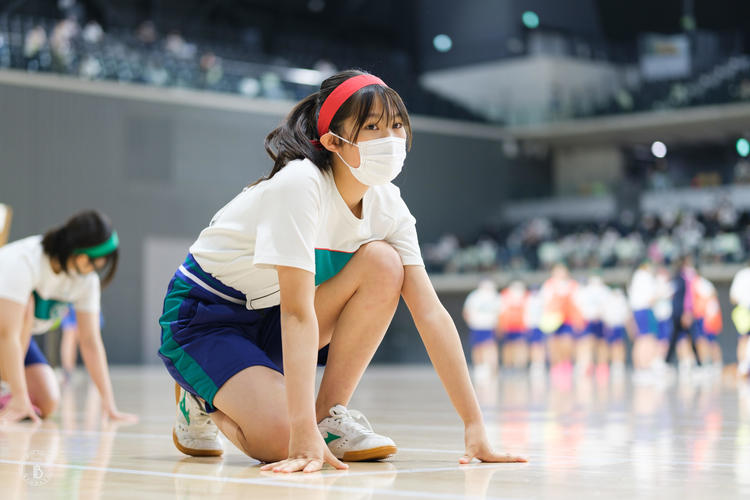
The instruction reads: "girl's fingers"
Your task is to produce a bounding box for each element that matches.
[0,408,40,424]
[279,458,314,473]
[260,453,347,473]
[303,459,323,473]
[479,451,527,463]
[324,449,348,470]
[260,461,283,471]
[260,459,294,471]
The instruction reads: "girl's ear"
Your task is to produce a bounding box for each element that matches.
[319,132,340,153]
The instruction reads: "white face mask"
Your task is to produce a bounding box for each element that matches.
[329,132,407,186]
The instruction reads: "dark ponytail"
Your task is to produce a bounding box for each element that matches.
[258,92,331,185]
[255,68,412,186]
[42,210,119,288]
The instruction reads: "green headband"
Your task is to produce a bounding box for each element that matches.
[74,231,119,258]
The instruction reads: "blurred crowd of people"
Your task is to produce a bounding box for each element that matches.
[0,5,479,121]
[463,259,750,386]
[0,12,284,98]
[427,204,750,273]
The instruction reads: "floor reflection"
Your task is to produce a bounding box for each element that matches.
[473,366,750,495]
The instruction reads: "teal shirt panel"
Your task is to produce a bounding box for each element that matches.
[315,249,355,286]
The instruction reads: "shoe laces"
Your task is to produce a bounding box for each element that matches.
[329,405,374,435]
[187,394,218,438]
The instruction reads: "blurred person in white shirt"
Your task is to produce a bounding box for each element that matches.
[463,280,502,380]
[573,275,609,379]
[602,287,631,381]
[524,288,547,378]
[730,263,750,376]
[628,261,659,376]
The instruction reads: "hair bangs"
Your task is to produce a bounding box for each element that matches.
[336,84,412,149]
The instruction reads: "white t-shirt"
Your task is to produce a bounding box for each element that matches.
[574,280,608,322]
[603,289,629,327]
[463,286,500,330]
[653,272,674,321]
[190,159,423,310]
[0,235,100,333]
[730,267,750,309]
[523,291,543,329]
[628,268,655,311]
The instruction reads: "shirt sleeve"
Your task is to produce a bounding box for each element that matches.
[0,251,34,305]
[72,275,100,313]
[253,167,322,273]
[385,195,424,267]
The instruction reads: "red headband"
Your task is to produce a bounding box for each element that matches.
[316,74,387,139]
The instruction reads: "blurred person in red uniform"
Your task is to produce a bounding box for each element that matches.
[540,264,578,378]
[497,281,529,370]
[692,275,722,377]
[703,285,723,373]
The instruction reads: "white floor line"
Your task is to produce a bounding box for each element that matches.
[6,427,745,469]
[0,458,518,500]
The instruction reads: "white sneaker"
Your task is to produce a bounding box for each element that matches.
[172,383,224,457]
[318,405,396,461]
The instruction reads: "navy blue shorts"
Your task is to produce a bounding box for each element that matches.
[634,309,657,336]
[25,338,49,366]
[504,330,525,342]
[158,254,329,412]
[588,320,604,339]
[554,323,574,337]
[605,326,626,343]
[469,329,495,346]
[657,319,673,342]
[528,327,545,344]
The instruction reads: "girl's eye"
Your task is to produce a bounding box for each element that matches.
[365,123,379,130]
[393,122,403,129]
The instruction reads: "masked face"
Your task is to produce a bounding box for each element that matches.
[329,132,407,186]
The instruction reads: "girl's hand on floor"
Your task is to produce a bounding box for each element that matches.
[460,422,527,464]
[0,397,41,424]
[260,426,348,473]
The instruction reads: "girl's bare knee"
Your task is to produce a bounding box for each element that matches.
[37,395,59,418]
[234,420,289,463]
[244,435,288,463]
[358,241,404,293]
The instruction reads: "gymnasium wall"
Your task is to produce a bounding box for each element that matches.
[0,73,541,364]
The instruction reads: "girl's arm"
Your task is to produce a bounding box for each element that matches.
[401,266,526,464]
[76,311,137,422]
[0,297,40,423]
[260,266,347,473]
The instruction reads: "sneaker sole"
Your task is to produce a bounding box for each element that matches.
[172,428,224,457]
[341,445,397,462]
[173,382,223,457]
